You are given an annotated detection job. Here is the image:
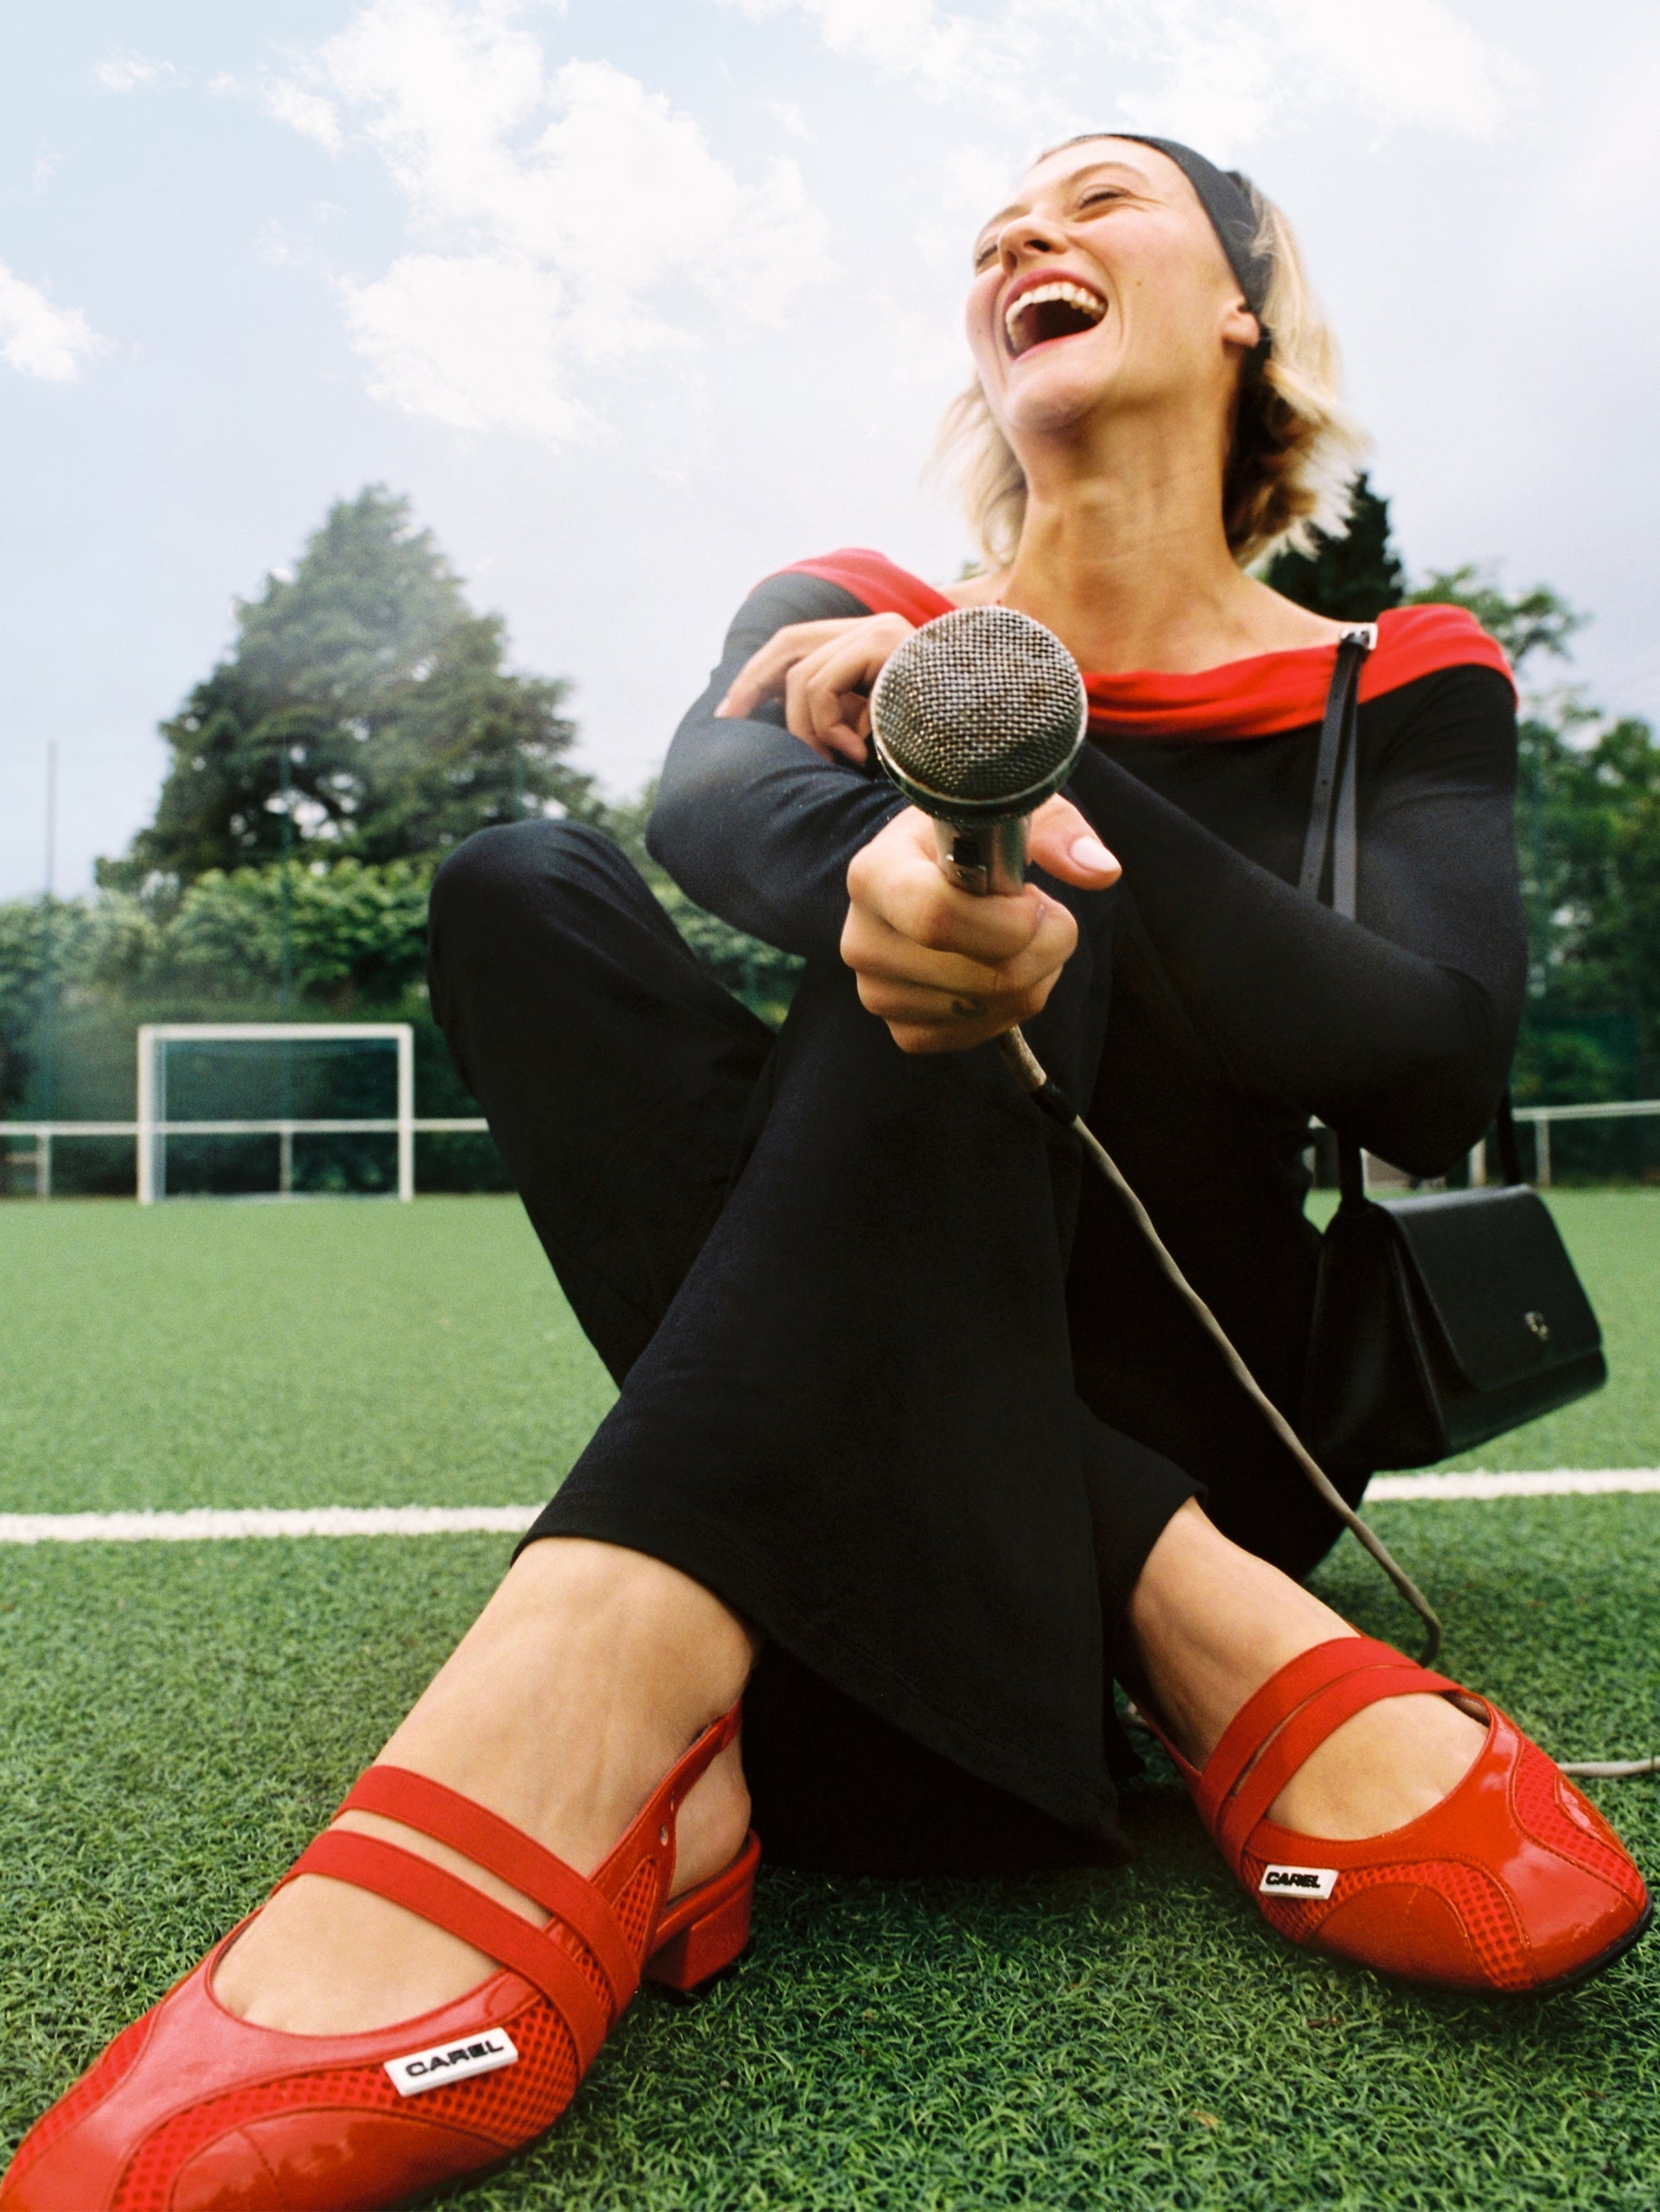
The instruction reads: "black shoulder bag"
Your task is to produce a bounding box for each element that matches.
[1297,630,1606,1471]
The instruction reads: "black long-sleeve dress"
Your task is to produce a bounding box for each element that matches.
[427,548,1525,1877]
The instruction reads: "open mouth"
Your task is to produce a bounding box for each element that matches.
[1003,280,1108,358]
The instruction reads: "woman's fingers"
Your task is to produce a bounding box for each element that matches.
[716,614,915,764]
[842,808,1081,1054]
[841,900,1072,1003]
[715,620,865,721]
[1027,793,1121,888]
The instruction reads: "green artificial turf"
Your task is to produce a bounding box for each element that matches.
[3,1192,1655,1519]
[0,1511,1656,2210]
[2,1192,1658,2207]
[0,1198,616,1513]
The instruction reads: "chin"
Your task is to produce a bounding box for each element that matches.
[998,353,1118,438]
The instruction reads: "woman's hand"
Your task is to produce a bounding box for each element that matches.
[715,615,914,765]
[843,797,1121,1054]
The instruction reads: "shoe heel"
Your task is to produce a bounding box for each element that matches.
[643,1833,759,1995]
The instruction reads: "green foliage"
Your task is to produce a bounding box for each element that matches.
[100,488,589,890]
[1263,470,1407,620]
[1511,703,1660,1101]
[1408,565,1583,673]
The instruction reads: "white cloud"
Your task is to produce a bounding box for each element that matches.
[341,254,601,444]
[764,97,814,142]
[262,80,345,153]
[0,262,106,381]
[94,53,178,94]
[269,1,834,446]
[722,0,1526,153]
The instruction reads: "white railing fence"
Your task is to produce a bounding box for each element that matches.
[0,1117,490,1200]
[5,1097,1658,1202]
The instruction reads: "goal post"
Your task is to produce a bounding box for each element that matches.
[135,1023,415,1205]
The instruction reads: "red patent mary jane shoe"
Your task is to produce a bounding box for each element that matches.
[2,1704,758,2210]
[1147,1635,1649,1993]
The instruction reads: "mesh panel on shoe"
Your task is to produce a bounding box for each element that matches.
[1245,1853,1536,1991]
[1511,1746,1647,1906]
[5,2010,157,2185]
[609,1859,663,1957]
[112,1991,578,2211]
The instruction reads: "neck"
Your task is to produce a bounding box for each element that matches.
[993,407,1330,673]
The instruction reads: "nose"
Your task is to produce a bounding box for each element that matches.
[999,212,1065,272]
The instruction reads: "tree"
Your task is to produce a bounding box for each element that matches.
[101,488,590,890]
[1264,472,1407,621]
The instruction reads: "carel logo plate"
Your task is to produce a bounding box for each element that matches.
[1258,1863,1339,1901]
[384,2030,519,2097]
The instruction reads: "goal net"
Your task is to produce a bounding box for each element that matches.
[136,1024,414,1203]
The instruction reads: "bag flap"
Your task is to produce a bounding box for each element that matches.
[1375,1184,1602,1389]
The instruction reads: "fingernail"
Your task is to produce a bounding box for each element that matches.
[1071,834,1115,873]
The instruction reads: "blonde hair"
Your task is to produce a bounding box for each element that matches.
[935,153,1368,571]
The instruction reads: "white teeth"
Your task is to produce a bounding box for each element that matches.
[1004,281,1108,346]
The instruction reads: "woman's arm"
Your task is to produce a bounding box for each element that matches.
[648,572,909,959]
[1070,666,1526,1174]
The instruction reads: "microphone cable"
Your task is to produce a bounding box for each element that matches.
[995,1025,1660,1780]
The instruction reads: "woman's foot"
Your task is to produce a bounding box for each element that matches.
[213,1537,756,2036]
[1128,1499,1486,1840]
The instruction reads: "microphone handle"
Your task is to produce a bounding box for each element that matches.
[932,813,1029,897]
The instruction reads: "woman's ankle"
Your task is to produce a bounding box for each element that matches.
[213,1542,756,2034]
[1126,1500,1350,1765]
[379,1537,756,1868]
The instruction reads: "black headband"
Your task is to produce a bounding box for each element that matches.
[1110,135,1272,327]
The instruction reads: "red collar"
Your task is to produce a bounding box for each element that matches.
[776,548,1515,739]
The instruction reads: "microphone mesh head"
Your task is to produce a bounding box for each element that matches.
[870,606,1087,810]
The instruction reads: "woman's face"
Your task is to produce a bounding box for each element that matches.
[965,138,1260,451]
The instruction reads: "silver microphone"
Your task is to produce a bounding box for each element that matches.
[869,606,1088,895]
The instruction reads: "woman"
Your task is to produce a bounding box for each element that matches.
[6,134,1647,2212]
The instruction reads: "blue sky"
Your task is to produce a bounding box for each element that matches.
[3,0,1658,899]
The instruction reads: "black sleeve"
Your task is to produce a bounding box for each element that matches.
[647,571,906,960]
[1069,666,1527,1176]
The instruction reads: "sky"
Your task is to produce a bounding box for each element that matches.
[2,0,1658,901]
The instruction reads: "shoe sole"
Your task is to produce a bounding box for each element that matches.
[1529,1894,1654,1998]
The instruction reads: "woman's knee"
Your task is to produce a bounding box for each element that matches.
[430,818,631,951]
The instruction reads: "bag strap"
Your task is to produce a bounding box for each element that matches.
[1298,627,1373,911]
[1301,625,1519,1193]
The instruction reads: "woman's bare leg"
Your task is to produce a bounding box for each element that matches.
[214,1539,756,2036]
[1128,1498,1485,1837]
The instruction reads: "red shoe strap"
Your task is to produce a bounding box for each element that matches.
[341,1768,638,2017]
[289,1829,611,2072]
[1214,1662,1454,1871]
[1195,1636,1406,1833]
[593,1703,745,1893]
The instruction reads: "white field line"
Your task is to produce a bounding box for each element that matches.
[0,1474,1657,1544]
[1369,1469,1660,1501]
[0,1506,542,1545]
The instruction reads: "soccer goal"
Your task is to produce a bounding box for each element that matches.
[135,1024,415,1204]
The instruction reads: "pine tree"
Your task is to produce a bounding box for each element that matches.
[102,488,589,889]
[1263,472,1407,622]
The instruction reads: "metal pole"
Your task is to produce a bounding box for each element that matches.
[1536,1112,1552,1190]
[396,1026,414,1202]
[136,1029,155,1203]
[35,1130,51,1200]
[37,742,57,1124]
[1467,1135,1487,1188]
[278,744,295,1011]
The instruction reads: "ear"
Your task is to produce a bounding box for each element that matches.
[1220,297,1261,352]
